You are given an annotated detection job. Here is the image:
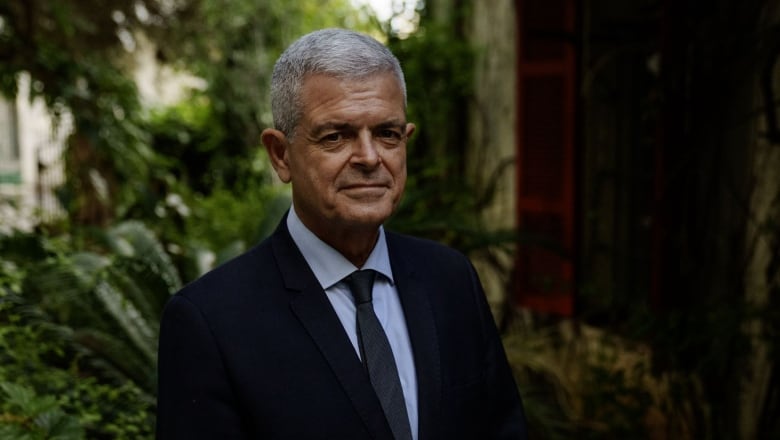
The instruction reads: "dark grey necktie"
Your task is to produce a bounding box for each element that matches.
[346,269,413,440]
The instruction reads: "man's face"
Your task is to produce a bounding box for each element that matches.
[268,72,414,238]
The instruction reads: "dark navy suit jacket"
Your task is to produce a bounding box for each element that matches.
[156,218,527,439]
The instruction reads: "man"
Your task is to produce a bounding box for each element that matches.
[156,28,527,439]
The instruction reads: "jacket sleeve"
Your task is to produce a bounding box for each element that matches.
[156,295,248,439]
[467,262,529,440]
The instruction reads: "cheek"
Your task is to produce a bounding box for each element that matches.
[389,154,407,201]
[386,148,407,177]
[396,168,407,196]
[300,162,346,206]
[395,154,407,186]
[292,154,334,187]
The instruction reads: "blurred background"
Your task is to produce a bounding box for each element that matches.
[1,0,779,438]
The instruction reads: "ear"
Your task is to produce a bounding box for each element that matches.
[405,122,416,139]
[261,128,292,183]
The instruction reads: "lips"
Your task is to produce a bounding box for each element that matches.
[342,184,387,189]
[339,183,391,200]
[340,181,390,190]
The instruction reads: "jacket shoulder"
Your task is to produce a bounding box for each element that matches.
[173,237,277,310]
[386,231,468,260]
[385,230,475,279]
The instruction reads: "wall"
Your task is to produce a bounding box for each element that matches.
[0,74,69,232]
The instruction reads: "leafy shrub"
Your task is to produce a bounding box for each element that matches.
[0,226,166,438]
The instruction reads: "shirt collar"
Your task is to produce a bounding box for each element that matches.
[286,205,395,290]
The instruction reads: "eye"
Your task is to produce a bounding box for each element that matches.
[375,128,404,145]
[321,132,343,143]
[318,131,348,149]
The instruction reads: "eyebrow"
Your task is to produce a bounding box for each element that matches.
[373,121,407,131]
[309,120,407,138]
[309,122,353,138]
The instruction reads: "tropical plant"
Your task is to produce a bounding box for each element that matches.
[0,221,177,436]
[0,383,84,440]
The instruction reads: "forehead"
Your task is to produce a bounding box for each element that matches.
[298,72,406,122]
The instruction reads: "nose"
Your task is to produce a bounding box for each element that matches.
[350,130,381,168]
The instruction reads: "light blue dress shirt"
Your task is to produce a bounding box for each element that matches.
[286,207,419,439]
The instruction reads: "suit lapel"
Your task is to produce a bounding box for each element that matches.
[270,220,394,440]
[387,233,442,440]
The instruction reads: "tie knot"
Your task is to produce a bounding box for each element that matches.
[346,269,376,304]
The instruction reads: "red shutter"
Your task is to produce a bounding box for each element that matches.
[515,0,577,316]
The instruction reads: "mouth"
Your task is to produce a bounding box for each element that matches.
[340,183,390,197]
[340,182,390,190]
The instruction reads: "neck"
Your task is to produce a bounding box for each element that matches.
[294,211,380,267]
[326,227,379,268]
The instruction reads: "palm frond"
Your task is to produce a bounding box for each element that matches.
[71,327,156,395]
[105,221,182,294]
[92,281,157,366]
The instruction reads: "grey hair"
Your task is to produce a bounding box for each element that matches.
[270,28,407,137]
